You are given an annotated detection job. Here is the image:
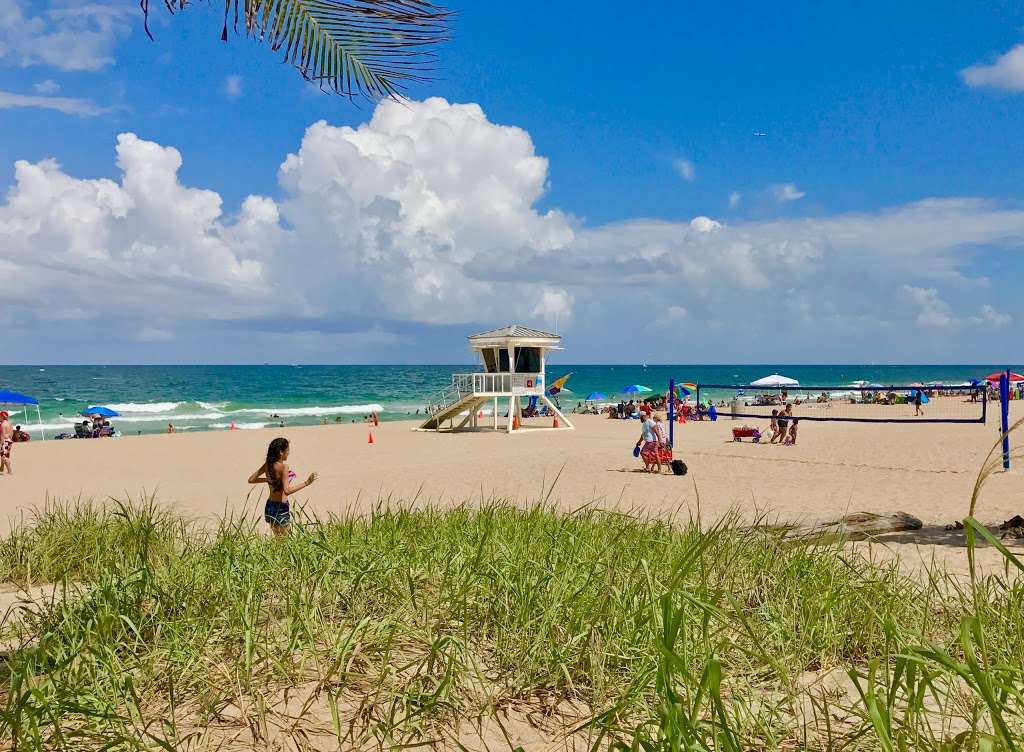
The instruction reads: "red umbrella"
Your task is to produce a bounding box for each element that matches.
[984,371,1024,383]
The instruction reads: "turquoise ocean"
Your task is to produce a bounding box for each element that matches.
[1,364,1019,438]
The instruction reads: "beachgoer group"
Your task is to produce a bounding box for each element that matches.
[635,411,669,473]
[768,403,798,445]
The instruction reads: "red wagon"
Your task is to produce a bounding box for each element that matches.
[732,426,761,443]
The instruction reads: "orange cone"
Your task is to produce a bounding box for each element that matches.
[512,414,520,430]
[368,430,375,444]
[552,416,560,428]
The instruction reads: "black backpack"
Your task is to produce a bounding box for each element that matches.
[670,459,687,476]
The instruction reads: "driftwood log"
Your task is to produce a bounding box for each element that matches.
[770,511,923,545]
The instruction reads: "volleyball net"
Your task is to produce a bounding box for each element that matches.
[687,383,989,424]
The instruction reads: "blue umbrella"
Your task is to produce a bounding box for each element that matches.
[0,390,44,441]
[82,406,119,417]
[0,390,38,406]
[622,384,653,394]
[585,392,607,401]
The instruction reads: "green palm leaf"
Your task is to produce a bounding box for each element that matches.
[142,0,450,99]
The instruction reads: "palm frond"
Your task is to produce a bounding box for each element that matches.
[141,0,450,99]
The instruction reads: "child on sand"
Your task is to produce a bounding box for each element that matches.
[769,409,781,444]
[786,419,799,445]
[248,437,318,538]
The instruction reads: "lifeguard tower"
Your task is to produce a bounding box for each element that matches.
[417,324,575,433]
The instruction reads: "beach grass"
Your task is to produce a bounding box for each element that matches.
[0,494,1020,751]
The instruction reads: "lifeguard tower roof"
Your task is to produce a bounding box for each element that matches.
[468,324,561,347]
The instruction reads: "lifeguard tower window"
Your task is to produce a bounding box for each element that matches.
[483,348,498,373]
[514,347,541,373]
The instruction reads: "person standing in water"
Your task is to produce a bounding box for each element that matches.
[248,437,318,537]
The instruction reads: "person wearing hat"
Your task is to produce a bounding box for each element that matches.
[0,410,13,475]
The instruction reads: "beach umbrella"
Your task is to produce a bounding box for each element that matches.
[622,384,653,394]
[673,382,697,396]
[547,372,573,396]
[82,406,119,418]
[984,371,1024,383]
[0,389,45,441]
[585,392,606,401]
[750,374,799,388]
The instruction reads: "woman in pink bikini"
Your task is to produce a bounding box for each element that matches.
[248,437,318,537]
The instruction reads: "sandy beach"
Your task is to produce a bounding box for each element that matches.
[2,401,1022,574]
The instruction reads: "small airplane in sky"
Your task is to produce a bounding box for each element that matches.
[753,131,768,137]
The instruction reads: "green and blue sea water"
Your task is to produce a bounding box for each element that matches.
[1,363,1018,437]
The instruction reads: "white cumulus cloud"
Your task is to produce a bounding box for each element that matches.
[225,75,243,99]
[973,304,1012,326]
[673,158,696,182]
[961,43,1024,92]
[32,79,59,94]
[0,133,273,329]
[771,182,806,203]
[274,97,575,325]
[903,285,954,327]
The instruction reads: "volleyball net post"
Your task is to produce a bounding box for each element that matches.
[1000,371,1010,470]
[668,378,675,446]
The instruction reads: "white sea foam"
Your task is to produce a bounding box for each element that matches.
[196,401,229,410]
[114,412,225,423]
[210,421,266,430]
[232,404,385,418]
[107,402,184,413]
[27,421,78,432]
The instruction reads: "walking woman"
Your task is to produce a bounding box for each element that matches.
[248,437,317,537]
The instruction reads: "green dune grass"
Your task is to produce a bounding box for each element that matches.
[0,493,1020,751]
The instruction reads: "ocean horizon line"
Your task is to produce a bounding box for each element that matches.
[3,361,1022,368]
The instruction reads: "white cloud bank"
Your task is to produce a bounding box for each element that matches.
[961,43,1024,92]
[1,96,1022,361]
[0,89,107,116]
[0,1,132,71]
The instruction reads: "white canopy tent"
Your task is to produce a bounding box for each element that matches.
[750,374,800,388]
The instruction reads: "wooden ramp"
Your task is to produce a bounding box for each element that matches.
[416,391,575,433]
[417,394,492,431]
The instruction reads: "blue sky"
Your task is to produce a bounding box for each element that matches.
[2,1,1024,363]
